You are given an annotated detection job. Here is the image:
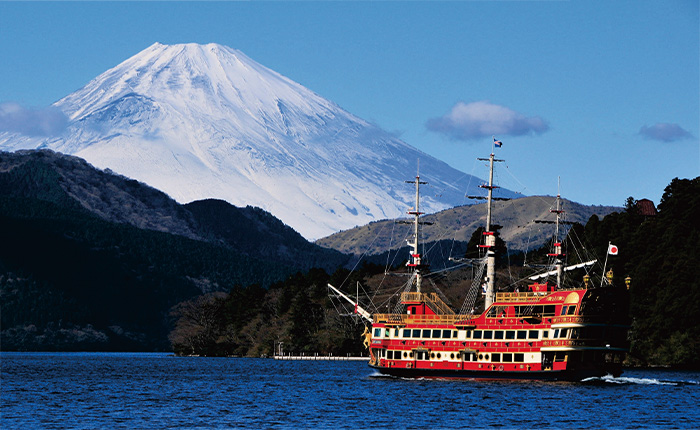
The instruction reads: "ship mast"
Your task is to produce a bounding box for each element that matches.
[405,164,428,292]
[533,179,567,288]
[476,152,505,309]
[551,182,565,288]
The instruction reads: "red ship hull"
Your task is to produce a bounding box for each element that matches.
[365,286,629,381]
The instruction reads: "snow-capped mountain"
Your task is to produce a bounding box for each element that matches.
[0,43,518,239]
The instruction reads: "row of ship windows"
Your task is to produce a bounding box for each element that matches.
[374,328,552,340]
[375,327,620,342]
[382,349,527,363]
[485,304,579,318]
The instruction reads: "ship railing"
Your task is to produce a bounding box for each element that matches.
[373,313,480,326]
[542,339,630,349]
[400,292,455,315]
[373,313,471,326]
[549,316,631,325]
[496,288,588,303]
[495,292,547,303]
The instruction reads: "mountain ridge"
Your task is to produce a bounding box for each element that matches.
[0,149,349,351]
[316,196,621,256]
[0,149,348,271]
[0,42,518,239]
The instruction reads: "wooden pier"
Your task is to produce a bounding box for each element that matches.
[274,354,369,361]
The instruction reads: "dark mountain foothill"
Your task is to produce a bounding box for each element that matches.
[0,150,349,351]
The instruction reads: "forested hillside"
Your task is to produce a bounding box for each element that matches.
[0,150,348,351]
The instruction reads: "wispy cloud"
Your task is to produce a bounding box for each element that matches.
[0,102,69,137]
[639,123,693,142]
[426,101,549,141]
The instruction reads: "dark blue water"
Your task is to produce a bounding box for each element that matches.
[2,352,698,428]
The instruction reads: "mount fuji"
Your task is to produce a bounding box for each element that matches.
[0,43,518,239]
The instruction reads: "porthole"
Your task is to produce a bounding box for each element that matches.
[430,353,435,359]
[450,353,455,359]
[403,351,408,358]
[485,354,490,360]
[478,354,483,360]
[437,353,441,359]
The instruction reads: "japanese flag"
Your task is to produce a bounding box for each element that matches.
[608,244,619,255]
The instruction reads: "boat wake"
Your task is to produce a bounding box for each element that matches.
[582,374,699,386]
[368,371,394,379]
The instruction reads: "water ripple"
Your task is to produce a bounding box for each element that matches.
[2,352,699,429]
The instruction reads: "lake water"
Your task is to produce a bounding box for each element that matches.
[1,352,699,428]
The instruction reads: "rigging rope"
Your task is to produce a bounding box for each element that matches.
[459,258,487,316]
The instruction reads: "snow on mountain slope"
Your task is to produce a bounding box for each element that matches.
[0,43,518,239]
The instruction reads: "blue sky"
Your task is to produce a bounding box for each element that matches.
[1,0,698,208]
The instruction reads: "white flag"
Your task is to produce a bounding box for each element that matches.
[608,244,619,255]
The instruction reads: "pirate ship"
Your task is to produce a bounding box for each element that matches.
[328,148,630,381]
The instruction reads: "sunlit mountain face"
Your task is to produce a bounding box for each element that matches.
[0,43,518,238]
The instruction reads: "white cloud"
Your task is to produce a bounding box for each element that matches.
[0,102,69,137]
[426,100,549,141]
[639,123,693,142]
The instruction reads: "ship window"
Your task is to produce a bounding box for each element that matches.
[486,306,503,318]
[567,306,577,315]
[506,331,515,340]
[465,330,472,339]
[394,329,399,336]
[442,329,452,339]
[453,330,458,338]
[473,331,482,339]
[570,328,580,339]
[387,351,394,359]
[483,331,493,340]
[560,305,568,316]
[412,329,421,338]
[385,329,390,337]
[543,305,556,316]
[403,329,412,338]
[374,328,382,337]
[450,353,455,359]
[560,328,569,339]
[422,329,432,338]
[478,354,483,360]
[494,331,504,340]
[555,352,567,362]
[409,352,414,358]
[514,353,524,362]
[529,330,539,339]
[543,331,549,338]
[432,329,442,338]
[491,353,501,362]
[517,331,527,340]
[437,353,442,359]
[502,353,513,362]
[430,353,435,359]
[553,329,560,338]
